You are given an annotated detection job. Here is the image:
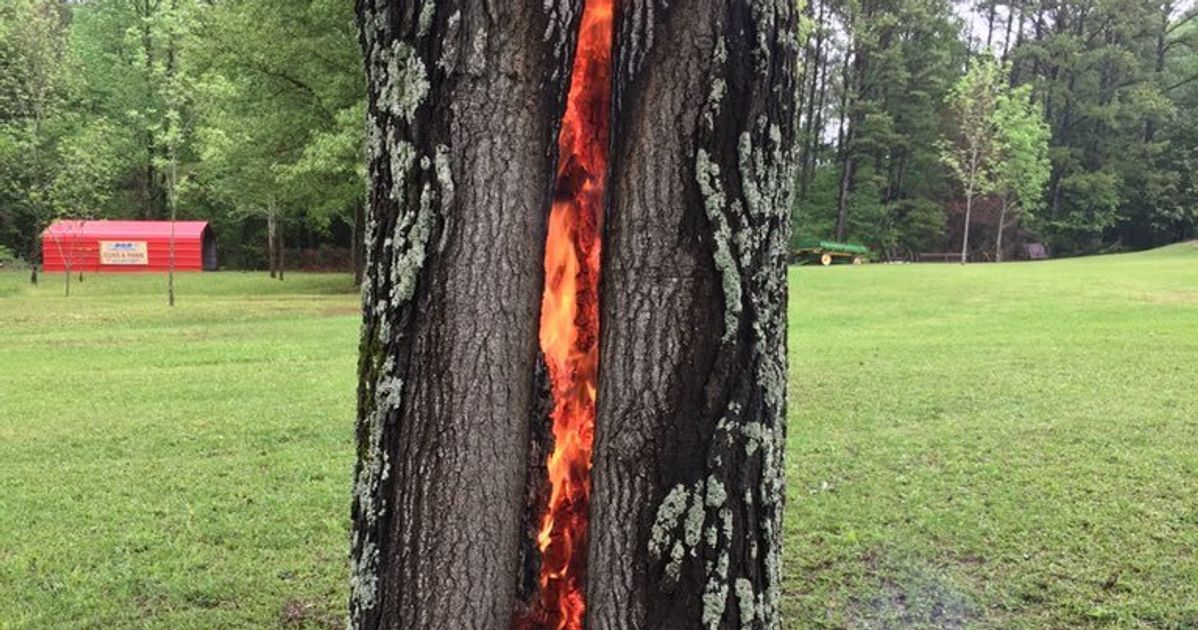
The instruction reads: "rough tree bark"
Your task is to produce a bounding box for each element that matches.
[350,1,795,630]
[350,2,576,628]
[588,3,794,629]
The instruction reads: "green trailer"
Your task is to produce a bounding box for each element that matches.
[794,238,871,266]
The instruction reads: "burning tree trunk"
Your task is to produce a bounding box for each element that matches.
[351,2,795,630]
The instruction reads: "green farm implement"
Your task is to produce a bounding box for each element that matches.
[794,238,870,266]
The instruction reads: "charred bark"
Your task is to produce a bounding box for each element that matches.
[588,2,795,629]
[350,2,578,629]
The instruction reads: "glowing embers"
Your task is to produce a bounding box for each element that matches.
[517,1,613,629]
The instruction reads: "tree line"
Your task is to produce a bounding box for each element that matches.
[1,0,1195,271]
[0,0,364,277]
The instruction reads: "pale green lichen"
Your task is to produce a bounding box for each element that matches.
[735,578,756,629]
[381,41,428,123]
[387,135,417,200]
[416,0,435,38]
[433,145,454,252]
[701,551,731,629]
[705,475,727,508]
[388,182,436,306]
[762,518,783,627]
[648,484,690,559]
[667,541,686,581]
[349,540,379,612]
[695,149,742,342]
[437,11,461,72]
[350,363,403,620]
[701,39,729,131]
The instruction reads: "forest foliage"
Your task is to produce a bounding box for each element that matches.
[796,0,1198,259]
[0,0,363,269]
[0,0,1196,267]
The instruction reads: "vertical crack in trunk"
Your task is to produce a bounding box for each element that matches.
[517,1,614,629]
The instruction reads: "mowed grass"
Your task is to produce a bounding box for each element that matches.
[0,243,1195,629]
[783,243,1198,629]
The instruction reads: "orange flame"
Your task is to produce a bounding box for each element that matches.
[519,2,612,630]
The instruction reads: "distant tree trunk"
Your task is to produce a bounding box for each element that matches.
[836,45,862,242]
[799,0,826,203]
[985,0,997,49]
[350,1,795,630]
[267,210,277,279]
[1001,0,1016,60]
[276,221,285,281]
[835,136,855,241]
[800,0,829,204]
[995,195,1009,262]
[962,183,974,264]
[168,146,178,307]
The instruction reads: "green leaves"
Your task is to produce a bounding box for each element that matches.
[993,84,1050,220]
[940,54,1007,200]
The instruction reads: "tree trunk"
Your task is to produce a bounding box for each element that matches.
[277,223,285,281]
[350,1,574,628]
[267,210,277,279]
[962,187,974,264]
[588,3,795,629]
[351,2,794,630]
[985,0,997,49]
[835,44,862,242]
[835,140,854,241]
[168,147,177,307]
[995,196,1009,262]
[798,0,826,203]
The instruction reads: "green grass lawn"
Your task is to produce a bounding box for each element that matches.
[2,244,1196,629]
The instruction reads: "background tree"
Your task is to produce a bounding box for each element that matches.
[991,83,1050,261]
[3,0,1196,271]
[793,0,965,259]
[0,0,365,275]
[0,0,71,278]
[939,54,1004,264]
[187,0,364,278]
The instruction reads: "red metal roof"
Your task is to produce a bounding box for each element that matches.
[43,220,211,240]
[41,220,216,273]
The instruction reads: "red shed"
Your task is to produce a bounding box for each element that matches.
[42,220,217,273]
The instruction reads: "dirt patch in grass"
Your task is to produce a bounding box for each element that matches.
[320,304,360,318]
[1138,290,1198,305]
[846,551,984,630]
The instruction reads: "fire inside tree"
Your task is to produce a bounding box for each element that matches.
[351,1,795,629]
[518,1,612,629]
